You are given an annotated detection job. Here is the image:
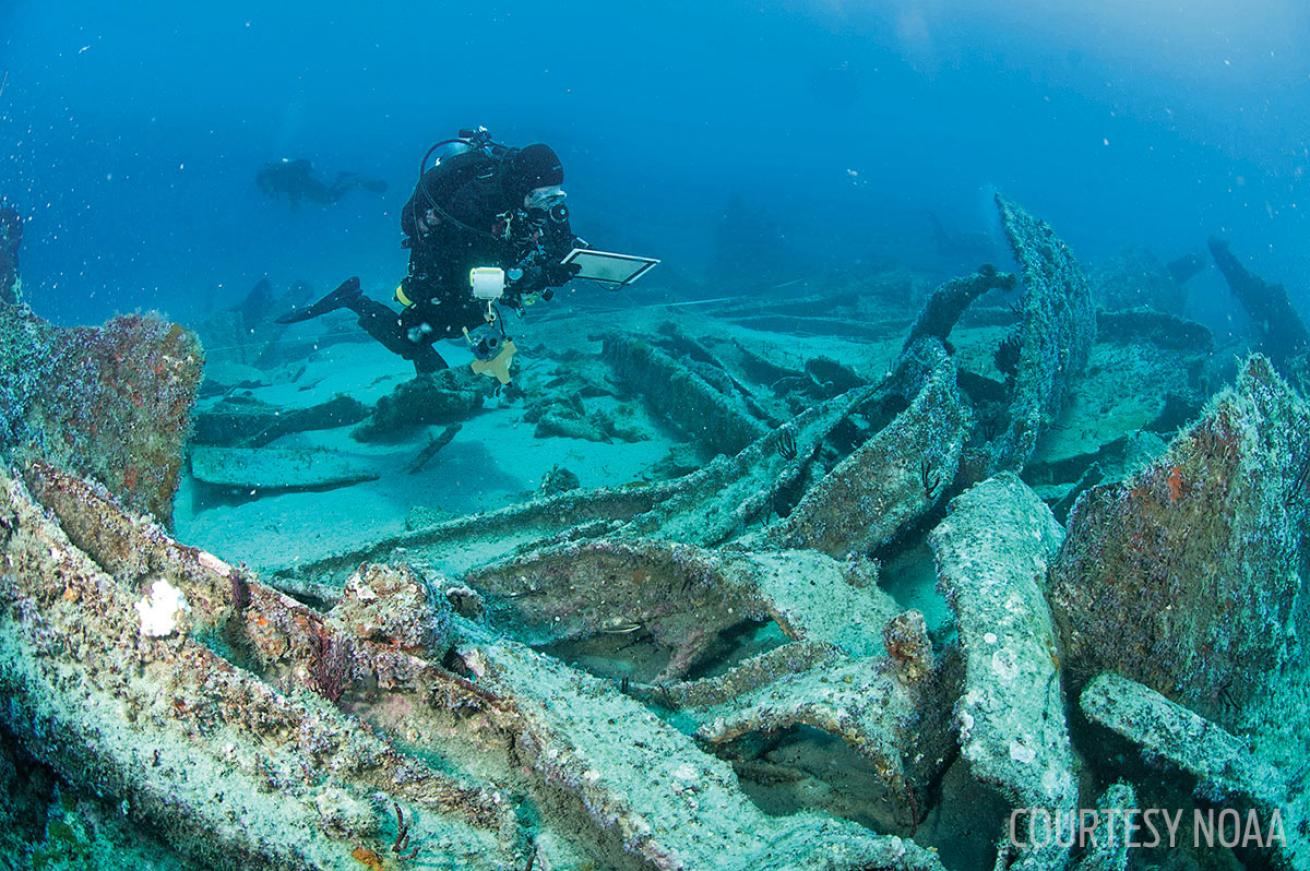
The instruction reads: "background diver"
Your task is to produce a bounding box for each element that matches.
[277,128,584,378]
[256,157,388,207]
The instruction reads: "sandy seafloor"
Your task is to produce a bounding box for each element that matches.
[172,302,669,545]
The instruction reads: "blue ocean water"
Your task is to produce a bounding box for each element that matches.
[4,1,1310,329]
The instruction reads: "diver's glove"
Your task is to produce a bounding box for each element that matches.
[543,261,582,286]
[509,260,579,295]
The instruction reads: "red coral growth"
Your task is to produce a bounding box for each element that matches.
[1166,465,1185,503]
[310,626,352,703]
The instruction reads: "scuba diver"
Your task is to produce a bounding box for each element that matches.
[276,128,584,380]
[256,158,388,207]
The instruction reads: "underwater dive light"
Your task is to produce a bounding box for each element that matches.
[470,266,506,301]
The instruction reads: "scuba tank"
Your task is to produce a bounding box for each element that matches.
[409,126,517,243]
[416,126,508,177]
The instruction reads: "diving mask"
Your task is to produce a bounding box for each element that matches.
[524,185,566,212]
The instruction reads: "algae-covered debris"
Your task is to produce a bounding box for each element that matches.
[690,649,957,835]
[901,266,1017,351]
[1081,673,1306,867]
[603,331,772,457]
[538,463,580,495]
[930,472,1076,870]
[192,392,370,447]
[775,338,968,557]
[1081,674,1288,816]
[1022,335,1209,503]
[1094,307,1213,354]
[532,406,649,444]
[467,635,947,871]
[466,538,902,678]
[465,537,956,831]
[190,444,379,492]
[0,303,202,524]
[407,422,461,474]
[6,461,948,870]
[0,468,525,869]
[1050,355,1310,724]
[351,368,490,441]
[330,563,455,659]
[985,195,1097,476]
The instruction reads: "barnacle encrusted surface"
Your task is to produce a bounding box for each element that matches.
[0,303,201,523]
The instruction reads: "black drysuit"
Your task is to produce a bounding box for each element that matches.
[352,148,581,373]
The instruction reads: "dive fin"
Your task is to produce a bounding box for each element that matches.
[274,276,363,324]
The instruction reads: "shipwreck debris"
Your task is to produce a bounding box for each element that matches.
[10,183,1309,867]
[1208,237,1310,367]
[465,538,901,680]
[8,460,948,870]
[0,469,525,869]
[690,648,957,836]
[1094,307,1213,354]
[0,304,201,523]
[1081,673,1285,811]
[532,406,649,444]
[774,338,968,557]
[1023,332,1209,499]
[901,266,1017,352]
[983,195,1097,476]
[930,472,1077,870]
[352,369,489,442]
[330,563,455,659]
[1081,673,1305,867]
[1087,248,1188,313]
[192,392,370,447]
[1050,355,1310,724]
[603,332,771,457]
[190,445,379,493]
[539,464,581,496]
[467,634,948,870]
[470,537,957,834]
